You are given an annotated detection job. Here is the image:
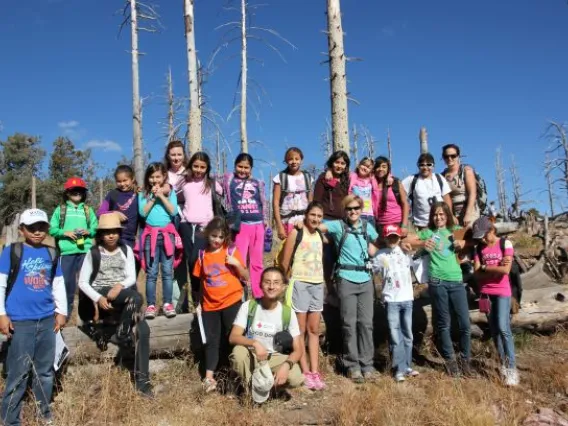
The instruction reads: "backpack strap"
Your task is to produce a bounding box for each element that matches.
[282,304,291,331]
[58,204,67,230]
[245,299,258,335]
[89,246,102,285]
[435,173,444,194]
[108,189,120,211]
[391,177,402,206]
[409,174,419,203]
[303,171,312,193]
[6,243,23,298]
[287,229,304,271]
[84,205,91,225]
[278,171,288,202]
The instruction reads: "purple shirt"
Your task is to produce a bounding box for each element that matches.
[97,189,139,246]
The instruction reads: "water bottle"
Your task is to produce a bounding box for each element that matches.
[264,228,273,253]
[75,228,85,248]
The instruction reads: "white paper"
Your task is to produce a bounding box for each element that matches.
[54,331,69,371]
[411,255,430,284]
[196,305,206,344]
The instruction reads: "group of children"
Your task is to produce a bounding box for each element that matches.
[0,143,520,424]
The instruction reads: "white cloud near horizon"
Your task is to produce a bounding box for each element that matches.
[85,139,122,152]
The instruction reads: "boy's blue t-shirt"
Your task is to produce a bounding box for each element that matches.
[138,190,178,227]
[327,219,378,283]
[0,245,61,321]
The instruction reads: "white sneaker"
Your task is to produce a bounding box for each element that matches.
[504,368,519,386]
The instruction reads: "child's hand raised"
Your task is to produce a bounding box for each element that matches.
[226,253,241,267]
[324,169,333,181]
[116,212,128,222]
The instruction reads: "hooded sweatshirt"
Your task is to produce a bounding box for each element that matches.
[49,201,98,255]
[313,173,348,220]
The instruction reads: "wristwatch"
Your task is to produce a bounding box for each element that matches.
[285,360,295,370]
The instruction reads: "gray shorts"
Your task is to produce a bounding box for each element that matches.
[292,281,324,313]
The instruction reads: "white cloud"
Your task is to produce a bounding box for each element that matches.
[58,120,79,129]
[85,139,122,152]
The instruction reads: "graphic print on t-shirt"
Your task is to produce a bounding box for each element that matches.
[351,184,373,214]
[21,256,51,292]
[204,262,231,288]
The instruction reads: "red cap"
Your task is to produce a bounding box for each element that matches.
[64,177,87,191]
[383,224,402,237]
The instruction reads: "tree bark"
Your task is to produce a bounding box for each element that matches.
[31,176,36,209]
[184,0,202,154]
[326,0,349,153]
[240,0,248,153]
[130,0,144,186]
[419,127,428,154]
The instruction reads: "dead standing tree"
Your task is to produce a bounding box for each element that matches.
[387,126,392,163]
[350,124,359,164]
[419,127,428,154]
[184,0,202,154]
[326,0,349,153]
[160,67,185,143]
[215,1,296,153]
[120,0,160,185]
[544,155,556,217]
[544,120,568,198]
[495,147,508,218]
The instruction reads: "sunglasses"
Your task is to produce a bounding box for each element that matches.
[418,163,434,168]
[24,223,48,233]
[345,206,361,212]
[443,154,459,160]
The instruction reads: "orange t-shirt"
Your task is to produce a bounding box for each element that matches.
[192,246,244,312]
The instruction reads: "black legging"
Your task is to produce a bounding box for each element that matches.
[201,301,242,372]
[179,222,207,305]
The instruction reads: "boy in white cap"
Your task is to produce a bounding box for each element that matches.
[372,224,419,382]
[0,208,67,425]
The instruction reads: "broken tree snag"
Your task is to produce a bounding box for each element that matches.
[61,313,194,362]
[326,0,349,153]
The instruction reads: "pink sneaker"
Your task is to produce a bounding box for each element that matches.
[145,305,157,319]
[312,372,326,390]
[303,372,318,390]
[163,303,176,318]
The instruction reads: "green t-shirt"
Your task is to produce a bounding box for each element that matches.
[417,227,463,282]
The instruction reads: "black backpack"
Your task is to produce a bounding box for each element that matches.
[334,220,372,274]
[5,243,59,298]
[476,238,523,304]
[390,177,403,206]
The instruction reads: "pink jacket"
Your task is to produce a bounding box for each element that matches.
[134,222,183,272]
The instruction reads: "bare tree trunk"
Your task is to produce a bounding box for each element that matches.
[166,67,175,142]
[351,124,359,164]
[326,0,349,153]
[215,131,221,177]
[99,179,104,206]
[387,126,392,163]
[184,0,202,154]
[31,176,36,209]
[222,150,227,175]
[419,127,428,154]
[239,0,248,153]
[510,155,522,206]
[130,0,144,186]
[545,155,555,217]
[495,147,507,218]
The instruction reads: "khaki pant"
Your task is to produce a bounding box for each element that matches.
[230,345,304,388]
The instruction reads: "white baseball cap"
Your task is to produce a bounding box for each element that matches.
[19,209,49,226]
[251,362,274,404]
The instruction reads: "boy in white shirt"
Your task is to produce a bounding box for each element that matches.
[373,224,419,382]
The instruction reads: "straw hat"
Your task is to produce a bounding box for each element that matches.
[97,213,123,230]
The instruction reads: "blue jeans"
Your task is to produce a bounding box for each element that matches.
[487,295,516,368]
[145,233,174,306]
[386,301,413,375]
[61,253,86,318]
[428,278,471,361]
[1,316,55,426]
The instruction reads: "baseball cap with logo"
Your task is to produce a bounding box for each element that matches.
[383,224,402,237]
[251,362,274,404]
[472,216,493,240]
[19,209,49,226]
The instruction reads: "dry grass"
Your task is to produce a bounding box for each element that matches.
[4,331,568,426]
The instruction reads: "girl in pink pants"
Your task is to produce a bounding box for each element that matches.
[222,153,268,298]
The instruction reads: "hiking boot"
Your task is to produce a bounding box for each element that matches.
[312,372,326,390]
[348,370,365,384]
[504,368,519,386]
[445,360,461,377]
[109,332,133,348]
[304,372,318,390]
[202,378,217,393]
[135,381,154,399]
[145,305,157,320]
[394,373,406,383]
[362,369,380,382]
[405,368,420,377]
[163,303,176,318]
[459,359,474,377]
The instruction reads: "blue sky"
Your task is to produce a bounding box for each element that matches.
[1,0,567,214]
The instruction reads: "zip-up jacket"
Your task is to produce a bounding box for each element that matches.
[49,201,98,255]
